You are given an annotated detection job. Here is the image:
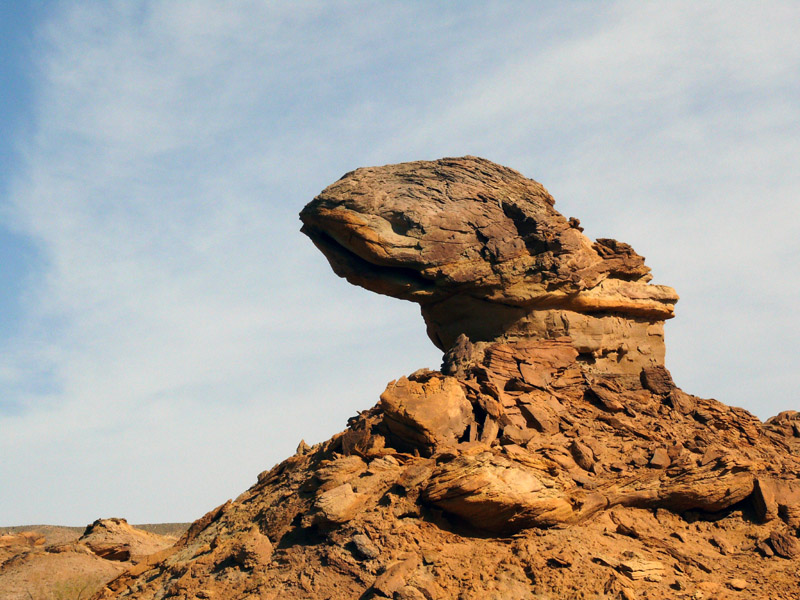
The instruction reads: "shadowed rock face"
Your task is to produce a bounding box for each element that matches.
[300,156,678,374]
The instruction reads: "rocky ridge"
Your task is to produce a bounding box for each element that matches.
[92,158,800,599]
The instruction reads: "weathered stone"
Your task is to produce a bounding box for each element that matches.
[314,484,367,524]
[79,156,800,600]
[423,452,574,533]
[379,375,473,455]
[300,156,678,375]
[768,531,800,559]
[351,533,380,560]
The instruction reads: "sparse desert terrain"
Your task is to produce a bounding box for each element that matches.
[0,520,187,600]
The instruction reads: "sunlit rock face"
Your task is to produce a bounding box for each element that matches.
[93,158,800,600]
[300,156,678,375]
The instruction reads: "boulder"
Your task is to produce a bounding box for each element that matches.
[423,452,574,533]
[379,373,473,454]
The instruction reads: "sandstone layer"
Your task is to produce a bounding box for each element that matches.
[88,158,800,599]
[300,156,678,375]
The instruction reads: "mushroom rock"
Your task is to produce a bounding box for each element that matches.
[300,156,678,375]
[89,157,800,600]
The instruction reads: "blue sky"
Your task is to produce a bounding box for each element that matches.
[1,1,798,526]
[1,3,41,342]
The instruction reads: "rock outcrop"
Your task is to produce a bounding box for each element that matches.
[90,158,800,599]
[300,156,678,375]
[0,520,180,600]
[75,518,179,562]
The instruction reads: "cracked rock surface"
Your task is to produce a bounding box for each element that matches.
[300,156,678,375]
[91,158,800,600]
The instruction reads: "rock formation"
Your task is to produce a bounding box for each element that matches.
[300,156,678,375]
[0,519,179,600]
[90,158,800,599]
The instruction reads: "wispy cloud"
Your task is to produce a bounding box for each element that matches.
[1,1,798,524]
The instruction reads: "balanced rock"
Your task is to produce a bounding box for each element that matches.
[89,158,800,600]
[301,156,678,375]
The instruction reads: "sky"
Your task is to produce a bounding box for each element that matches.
[1,1,798,526]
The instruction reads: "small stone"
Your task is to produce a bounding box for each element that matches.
[756,539,774,557]
[752,477,779,522]
[545,550,572,567]
[640,365,675,395]
[351,533,380,560]
[394,585,427,600]
[314,483,367,524]
[373,556,419,597]
[649,447,671,469]
[728,578,748,591]
[570,440,595,472]
[710,535,734,555]
[768,531,800,559]
[699,447,724,467]
[230,527,273,569]
[617,558,665,581]
[379,376,473,455]
[587,384,625,413]
[666,389,695,414]
[519,402,559,434]
[696,581,720,594]
[299,572,313,592]
[501,424,536,445]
